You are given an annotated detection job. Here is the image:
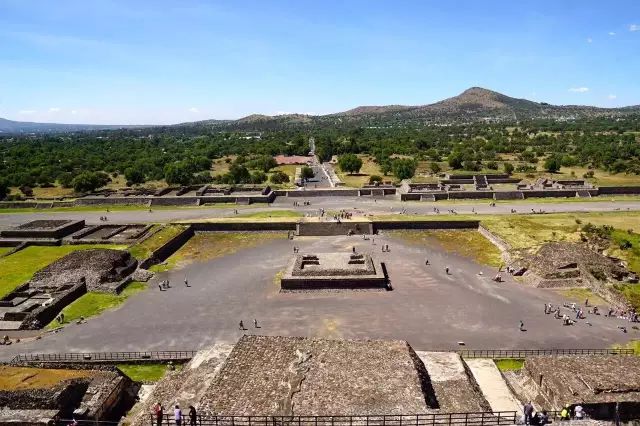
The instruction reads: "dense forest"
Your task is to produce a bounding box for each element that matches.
[0,116,639,198]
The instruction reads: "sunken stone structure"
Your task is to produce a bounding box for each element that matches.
[280,252,387,290]
[30,249,137,292]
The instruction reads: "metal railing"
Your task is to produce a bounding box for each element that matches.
[11,350,197,364]
[456,348,634,358]
[151,412,518,426]
[11,347,634,365]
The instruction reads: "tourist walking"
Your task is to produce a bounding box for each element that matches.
[523,401,534,425]
[239,320,244,330]
[519,320,525,331]
[153,402,163,426]
[174,404,183,426]
[254,319,259,328]
[188,405,197,426]
[184,277,189,287]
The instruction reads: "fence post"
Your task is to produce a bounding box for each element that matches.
[496,412,501,425]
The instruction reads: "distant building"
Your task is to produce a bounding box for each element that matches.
[274,155,313,165]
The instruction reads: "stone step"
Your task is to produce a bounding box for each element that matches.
[465,358,522,414]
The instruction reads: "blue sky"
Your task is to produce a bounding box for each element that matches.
[0,0,639,124]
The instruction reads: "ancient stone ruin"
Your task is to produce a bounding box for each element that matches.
[280,252,387,290]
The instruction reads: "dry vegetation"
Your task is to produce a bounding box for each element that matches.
[0,366,90,390]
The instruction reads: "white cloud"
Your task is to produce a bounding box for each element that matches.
[608,94,617,100]
[568,87,590,93]
[630,24,639,32]
[18,110,36,114]
[48,107,61,112]
[71,110,78,115]
[587,37,593,43]
[188,107,199,113]
[608,32,616,36]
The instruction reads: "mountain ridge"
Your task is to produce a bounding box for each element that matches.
[2,87,639,133]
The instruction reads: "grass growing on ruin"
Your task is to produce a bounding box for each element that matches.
[494,359,524,371]
[235,210,303,219]
[128,224,186,260]
[117,363,172,382]
[0,245,127,299]
[150,232,287,272]
[0,366,90,390]
[388,230,503,267]
[612,284,640,311]
[46,281,147,329]
[556,288,608,306]
[612,340,640,356]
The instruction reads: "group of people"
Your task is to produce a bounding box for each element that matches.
[154,402,197,426]
[98,216,109,221]
[523,401,584,424]
[158,277,189,291]
[239,319,260,330]
[292,200,311,206]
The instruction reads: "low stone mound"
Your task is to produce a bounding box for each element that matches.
[517,242,636,288]
[30,249,137,291]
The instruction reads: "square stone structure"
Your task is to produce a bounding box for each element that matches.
[198,335,437,416]
[281,252,387,290]
[0,219,85,239]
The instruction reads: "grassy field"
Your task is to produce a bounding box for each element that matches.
[0,204,237,214]
[0,247,11,257]
[128,225,187,260]
[0,245,127,299]
[494,359,524,371]
[117,363,173,382]
[46,281,147,329]
[0,366,90,390]
[151,231,287,272]
[612,284,640,311]
[608,229,640,273]
[556,288,608,306]
[337,155,386,188]
[613,340,640,355]
[388,229,503,267]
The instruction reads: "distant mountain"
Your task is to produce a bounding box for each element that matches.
[0,117,141,134]
[3,87,640,134]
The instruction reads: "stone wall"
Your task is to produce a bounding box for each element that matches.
[150,196,198,206]
[284,189,360,197]
[375,220,479,231]
[75,197,150,206]
[598,186,640,195]
[20,282,87,330]
[139,226,195,269]
[1,220,85,239]
[297,221,374,236]
[191,222,296,232]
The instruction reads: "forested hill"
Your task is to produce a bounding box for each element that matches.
[175,87,640,131]
[2,87,640,134]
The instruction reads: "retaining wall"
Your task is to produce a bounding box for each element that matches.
[283,189,360,197]
[75,197,151,206]
[448,191,495,199]
[20,282,87,330]
[374,220,479,231]
[150,197,198,206]
[138,225,195,269]
[598,186,640,195]
[191,222,296,232]
[0,220,84,239]
[297,221,373,236]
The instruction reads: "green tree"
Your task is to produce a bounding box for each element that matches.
[544,155,562,173]
[503,162,515,175]
[164,163,192,186]
[369,175,383,184]
[338,154,363,174]
[0,179,8,201]
[270,171,290,184]
[392,158,417,180]
[250,171,267,184]
[429,162,441,174]
[300,166,314,180]
[448,152,463,169]
[125,167,145,185]
[72,172,110,193]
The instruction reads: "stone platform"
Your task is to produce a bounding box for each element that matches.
[280,252,387,290]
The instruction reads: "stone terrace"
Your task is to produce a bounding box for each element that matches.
[198,335,438,416]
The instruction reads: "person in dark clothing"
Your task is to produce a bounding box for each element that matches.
[188,405,197,426]
[523,401,534,425]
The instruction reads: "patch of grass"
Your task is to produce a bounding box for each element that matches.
[612,283,640,311]
[235,210,302,219]
[612,340,640,355]
[128,225,187,260]
[46,281,147,329]
[0,245,126,299]
[336,155,385,188]
[494,359,525,372]
[608,229,640,273]
[556,288,608,306]
[153,232,287,271]
[0,366,90,390]
[0,247,11,257]
[388,230,503,267]
[117,363,172,382]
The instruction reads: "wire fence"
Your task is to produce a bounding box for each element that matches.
[11,350,197,364]
[150,412,519,426]
[456,348,634,358]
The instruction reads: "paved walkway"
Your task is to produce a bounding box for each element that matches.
[465,358,522,414]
